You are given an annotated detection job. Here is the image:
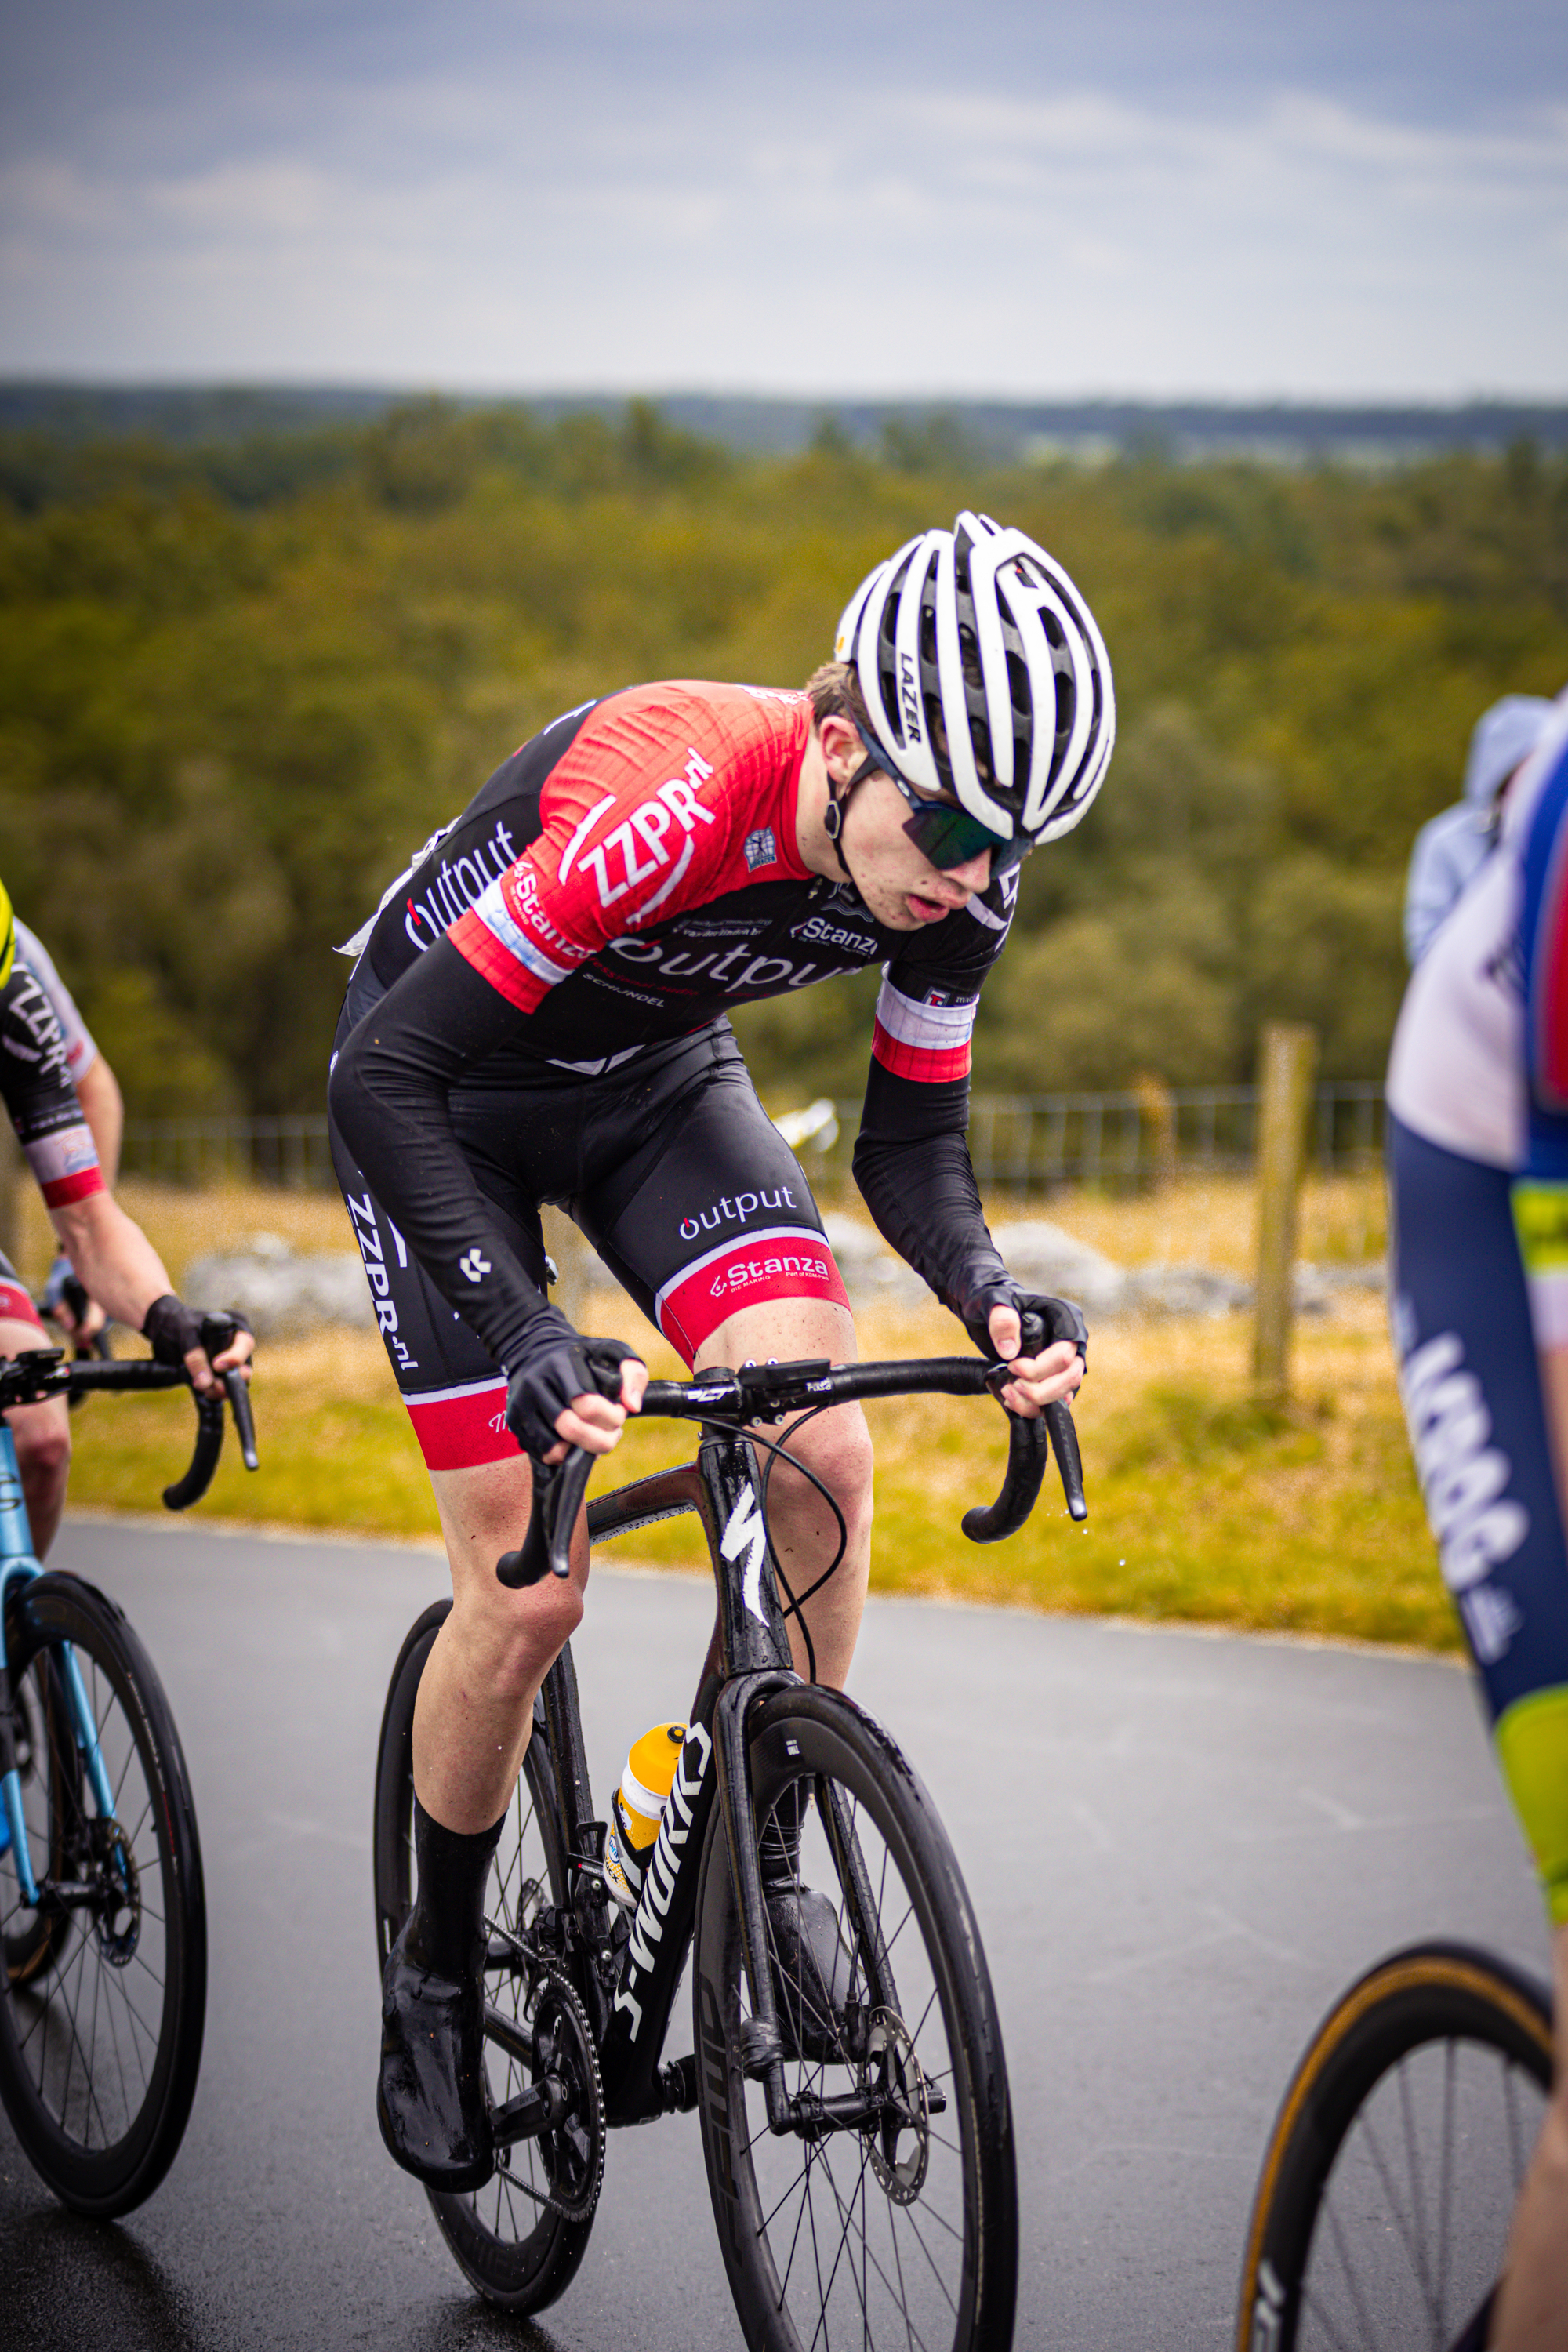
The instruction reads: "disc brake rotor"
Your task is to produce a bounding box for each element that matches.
[865,2009,930,2205]
[89,1818,140,1965]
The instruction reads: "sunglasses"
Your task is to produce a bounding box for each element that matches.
[855,727,1029,877]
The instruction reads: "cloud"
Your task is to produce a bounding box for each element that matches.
[0,56,1563,397]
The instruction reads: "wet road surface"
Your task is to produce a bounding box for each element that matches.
[0,1517,1548,2350]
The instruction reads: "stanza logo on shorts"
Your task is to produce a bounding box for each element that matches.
[459,1247,491,1282]
[678,1188,797,1241]
[708,1242,835,1304]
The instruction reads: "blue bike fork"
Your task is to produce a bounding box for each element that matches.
[0,1425,115,1904]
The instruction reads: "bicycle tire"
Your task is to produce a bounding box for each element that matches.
[0,1571,207,2216]
[4,1646,76,1988]
[372,1599,596,2312]
[1236,1940,1554,2352]
[692,1682,1018,2352]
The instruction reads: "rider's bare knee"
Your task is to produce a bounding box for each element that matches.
[786,1403,873,1521]
[488,1574,585,1697]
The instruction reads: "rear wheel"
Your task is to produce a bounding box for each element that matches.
[1236,1942,1553,2352]
[372,1600,597,2312]
[692,1682,1018,2352]
[0,1573,206,2216]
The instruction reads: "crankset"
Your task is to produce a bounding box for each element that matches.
[488,1959,605,2223]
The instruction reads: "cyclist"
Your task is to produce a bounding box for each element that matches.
[10,913,126,1345]
[1403,694,1553,965]
[0,880,254,1555]
[1386,686,1568,2348]
[328,513,1109,2190]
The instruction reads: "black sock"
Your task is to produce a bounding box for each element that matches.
[402,1800,504,1981]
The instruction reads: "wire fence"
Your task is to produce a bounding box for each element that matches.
[120,1082,1386,1197]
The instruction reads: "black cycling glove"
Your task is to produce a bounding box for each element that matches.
[502,1307,644,1458]
[960,1283,1089,1373]
[143,1297,253,1368]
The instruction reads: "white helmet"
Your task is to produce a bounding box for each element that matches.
[833,512,1116,850]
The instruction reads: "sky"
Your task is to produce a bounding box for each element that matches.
[2,0,1565,401]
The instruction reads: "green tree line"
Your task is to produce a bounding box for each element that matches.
[1,399,1565,1116]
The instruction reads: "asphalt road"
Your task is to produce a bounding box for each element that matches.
[0,1517,1551,2351]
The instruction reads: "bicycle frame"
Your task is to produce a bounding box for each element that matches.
[501,1343,1083,2138]
[525,1418,800,2132]
[0,1422,117,1903]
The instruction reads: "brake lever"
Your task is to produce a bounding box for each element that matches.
[496,1446,593,1588]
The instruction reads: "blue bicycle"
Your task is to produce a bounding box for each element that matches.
[0,1337,256,2216]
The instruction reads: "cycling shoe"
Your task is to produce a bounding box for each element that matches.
[376,1924,495,2192]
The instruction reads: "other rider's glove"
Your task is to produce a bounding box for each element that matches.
[502,1308,644,1458]
[143,1296,253,1368]
[960,1284,1089,1374]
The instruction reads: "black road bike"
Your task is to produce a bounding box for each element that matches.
[1236,1940,1555,2352]
[0,1341,257,2216]
[374,1339,1087,2350]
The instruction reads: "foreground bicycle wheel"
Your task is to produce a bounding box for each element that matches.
[372,1600,597,2313]
[1236,1942,1553,2352]
[0,1572,206,2216]
[693,1682,1018,2352]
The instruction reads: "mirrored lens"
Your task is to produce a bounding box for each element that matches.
[900,801,1025,875]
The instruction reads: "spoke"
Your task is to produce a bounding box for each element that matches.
[1298,2270,1363,2352]
[1436,2040,1456,2328]
[1355,2095,1446,2339]
[1503,2056,1529,2193]
[895,2199,960,2318]
[1317,2169,1392,2350]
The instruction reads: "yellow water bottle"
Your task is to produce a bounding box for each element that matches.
[604,1722,686,1911]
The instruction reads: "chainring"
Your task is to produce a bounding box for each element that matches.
[499,1958,605,2224]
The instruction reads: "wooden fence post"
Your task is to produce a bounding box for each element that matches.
[540,1203,593,1331]
[1252,1022,1319,1395]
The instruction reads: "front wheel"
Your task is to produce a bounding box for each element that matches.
[372,1600,597,2313]
[1236,1941,1554,2352]
[0,1572,207,2216]
[693,1682,1018,2352]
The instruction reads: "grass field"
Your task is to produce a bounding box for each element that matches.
[24,1170,1449,1656]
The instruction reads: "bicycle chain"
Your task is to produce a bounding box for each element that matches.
[495,1957,605,2225]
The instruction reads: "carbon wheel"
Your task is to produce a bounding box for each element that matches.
[0,1573,206,2216]
[372,1600,597,2312]
[693,1683,1017,2352]
[1236,1942,1553,2352]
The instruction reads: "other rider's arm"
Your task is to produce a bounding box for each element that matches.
[851,1053,1083,1414]
[328,937,644,1458]
[49,1189,252,1393]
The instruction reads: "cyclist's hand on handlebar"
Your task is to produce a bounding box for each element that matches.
[964,1288,1088,1418]
[503,1315,646,1463]
[143,1297,254,1396]
[985,1319,1084,1418]
[543,1357,648,1463]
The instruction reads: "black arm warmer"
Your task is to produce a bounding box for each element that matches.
[851,1058,1010,1330]
[328,939,550,1369]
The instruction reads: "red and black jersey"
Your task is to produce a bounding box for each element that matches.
[332,682,1020,1371]
[351,682,1014,1086]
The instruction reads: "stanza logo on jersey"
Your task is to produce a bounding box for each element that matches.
[562,750,717,924]
[789,912,878,957]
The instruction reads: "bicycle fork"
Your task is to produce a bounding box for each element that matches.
[0,1427,117,1904]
